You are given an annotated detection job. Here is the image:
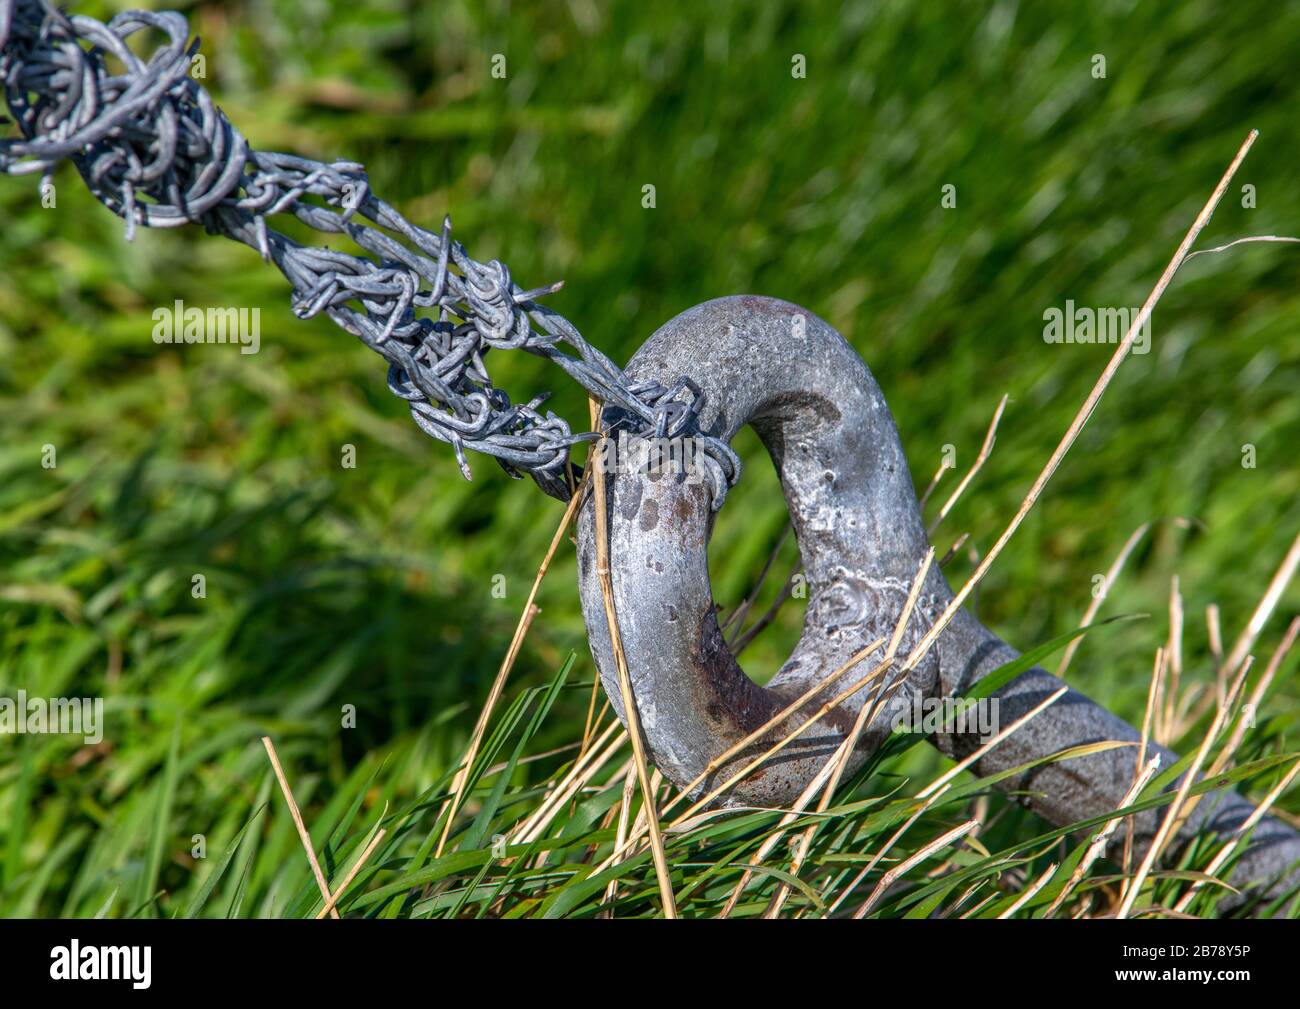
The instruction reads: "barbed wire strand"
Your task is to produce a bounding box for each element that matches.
[0,0,740,505]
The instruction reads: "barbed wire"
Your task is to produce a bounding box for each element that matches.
[0,0,740,504]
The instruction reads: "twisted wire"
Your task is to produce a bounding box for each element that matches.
[0,0,740,504]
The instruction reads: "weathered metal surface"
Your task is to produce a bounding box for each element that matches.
[576,295,1300,905]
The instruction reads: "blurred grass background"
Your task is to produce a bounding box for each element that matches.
[0,0,1298,916]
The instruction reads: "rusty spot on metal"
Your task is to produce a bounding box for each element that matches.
[691,607,783,735]
[674,494,693,525]
[639,497,659,531]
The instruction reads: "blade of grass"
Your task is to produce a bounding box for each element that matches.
[590,427,677,918]
[138,717,181,916]
[262,735,340,919]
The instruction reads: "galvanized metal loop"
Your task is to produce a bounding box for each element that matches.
[576,295,1300,907]
[578,296,944,807]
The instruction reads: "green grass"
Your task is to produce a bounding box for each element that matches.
[0,0,1298,917]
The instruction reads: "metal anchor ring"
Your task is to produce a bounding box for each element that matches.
[576,295,1300,903]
